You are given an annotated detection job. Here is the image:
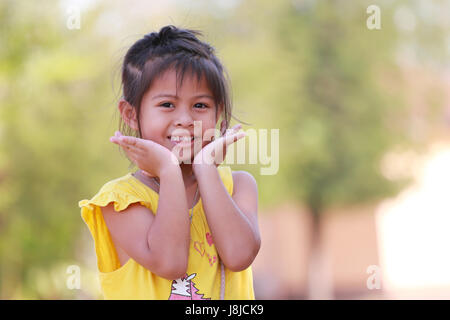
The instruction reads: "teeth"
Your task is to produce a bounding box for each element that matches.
[171,136,194,142]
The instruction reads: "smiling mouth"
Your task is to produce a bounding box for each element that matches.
[168,136,195,143]
[167,136,201,149]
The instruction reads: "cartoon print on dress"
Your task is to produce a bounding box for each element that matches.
[168,273,210,300]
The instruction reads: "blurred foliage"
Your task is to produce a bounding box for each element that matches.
[0,0,448,299]
[0,0,117,298]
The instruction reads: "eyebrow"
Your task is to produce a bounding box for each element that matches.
[151,93,215,101]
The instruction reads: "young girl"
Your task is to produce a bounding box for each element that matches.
[78,25,260,300]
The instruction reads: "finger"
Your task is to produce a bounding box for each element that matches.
[215,129,242,144]
[223,124,242,137]
[120,142,134,157]
[110,136,144,163]
[120,136,148,154]
[223,131,246,146]
[110,134,129,144]
[123,143,142,155]
[116,138,143,154]
[224,126,244,137]
[119,136,139,146]
[124,146,142,164]
[230,124,242,136]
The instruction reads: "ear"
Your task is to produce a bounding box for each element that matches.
[118,99,139,131]
[215,104,226,136]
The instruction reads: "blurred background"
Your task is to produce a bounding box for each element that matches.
[0,0,449,299]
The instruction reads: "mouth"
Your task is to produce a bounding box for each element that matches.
[167,135,198,147]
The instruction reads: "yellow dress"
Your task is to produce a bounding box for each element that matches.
[78,165,255,300]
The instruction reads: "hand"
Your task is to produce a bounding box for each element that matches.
[110,131,180,178]
[192,123,246,171]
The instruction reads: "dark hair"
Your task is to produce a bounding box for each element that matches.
[118,25,243,139]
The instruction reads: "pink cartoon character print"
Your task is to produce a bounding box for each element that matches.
[168,273,210,300]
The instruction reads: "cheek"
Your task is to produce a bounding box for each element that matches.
[139,124,161,143]
[139,112,164,140]
[200,125,218,143]
[203,116,220,133]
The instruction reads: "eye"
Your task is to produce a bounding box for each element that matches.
[194,103,208,109]
[160,102,174,108]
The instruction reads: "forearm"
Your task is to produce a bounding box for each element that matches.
[147,166,190,270]
[195,165,259,270]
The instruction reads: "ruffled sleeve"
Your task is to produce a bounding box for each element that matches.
[79,189,150,213]
[78,175,155,273]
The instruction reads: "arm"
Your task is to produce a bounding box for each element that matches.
[194,165,261,272]
[102,166,190,280]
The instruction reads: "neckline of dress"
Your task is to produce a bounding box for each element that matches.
[129,171,202,210]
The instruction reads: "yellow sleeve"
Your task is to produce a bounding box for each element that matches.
[217,165,234,196]
[78,179,152,273]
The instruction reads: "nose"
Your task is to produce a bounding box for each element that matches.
[174,108,194,128]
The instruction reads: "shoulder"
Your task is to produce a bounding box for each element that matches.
[99,173,135,193]
[230,170,259,233]
[231,170,258,197]
[79,172,152,213]
[216,166,258,198]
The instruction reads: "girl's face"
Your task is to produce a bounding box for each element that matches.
[138,68,221,162]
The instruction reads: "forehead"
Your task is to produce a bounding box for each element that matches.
[147,67,212,96]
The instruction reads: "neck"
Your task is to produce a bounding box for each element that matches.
[137,163,196,189]
[179,163,197,188]
[134,164,198,210]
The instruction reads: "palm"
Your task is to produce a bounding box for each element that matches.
[110,131,179,177]
[193,123,246,167]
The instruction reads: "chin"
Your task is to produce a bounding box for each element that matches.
[177,156,196,166]
[172,149,196,165]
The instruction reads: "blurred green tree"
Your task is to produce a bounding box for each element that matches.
[214,0,410,298]
[277,1,406,298]
[264,0,447,298]
[0,0,120,298]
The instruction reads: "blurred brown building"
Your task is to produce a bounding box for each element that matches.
[252,202,383,299]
